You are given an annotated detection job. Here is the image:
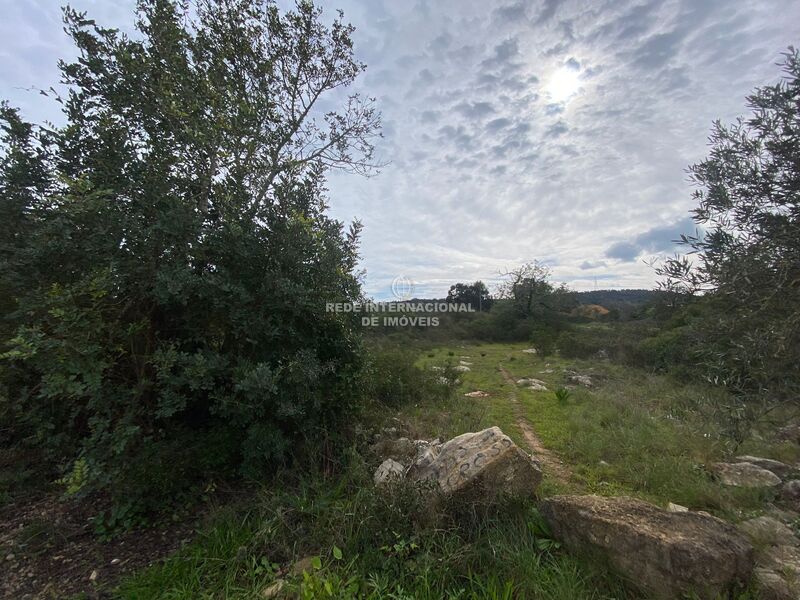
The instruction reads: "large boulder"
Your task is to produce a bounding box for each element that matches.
[409,426,541,501]
[539,495,753,599]
[710,462,782,487]
[735,455,793,479]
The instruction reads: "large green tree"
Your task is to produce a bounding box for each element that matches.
[0,0,380,505]
[658,48,799,411]
[446,281,492,311]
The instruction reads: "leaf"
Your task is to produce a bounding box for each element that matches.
[311,556,322,570]
[332,545,342,560]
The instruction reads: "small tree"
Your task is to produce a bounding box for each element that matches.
[657,48,800,432]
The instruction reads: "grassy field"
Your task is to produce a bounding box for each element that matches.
[112,338,798,599]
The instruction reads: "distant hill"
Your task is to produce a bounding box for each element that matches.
[575,289,661,309]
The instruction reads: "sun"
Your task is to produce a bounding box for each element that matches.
[546,66,582,103]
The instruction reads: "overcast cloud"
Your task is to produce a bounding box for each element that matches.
[1,0,797,298]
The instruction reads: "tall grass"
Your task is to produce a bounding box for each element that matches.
[118,452,637,599]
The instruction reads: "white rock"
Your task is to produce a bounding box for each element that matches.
[374,459,405,485]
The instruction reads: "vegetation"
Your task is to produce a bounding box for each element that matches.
[0,1,798,598]
[0,0,379,512]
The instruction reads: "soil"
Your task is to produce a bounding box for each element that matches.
[0,490,203,599]
[498,365,573,485]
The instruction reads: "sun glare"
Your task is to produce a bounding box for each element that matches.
[547,67,582,103]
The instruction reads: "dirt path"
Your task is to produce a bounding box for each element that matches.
[498,366,572,485]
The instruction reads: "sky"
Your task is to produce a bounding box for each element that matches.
[1,0,798,300]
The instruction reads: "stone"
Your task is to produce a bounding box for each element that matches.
[464,390,490,398]
[735,455,793,479]
[539,495,754,599]
[373,459,405,485]
[738,516,798,547]
[780,480,800,508]
[762,544,800,577]
[458,360,473,366]
[516,377,546,386]
[711,462,782,487]
[409,426,541,501]
[522,348,538,354]
[777,423,800,443]
[262,579,285,598]
[89,570,98,582]
[453,365,471,372]
[754,568,796,600]
[290,556,316,576]
[667,502,689,513]
[567,374,593,387]
[372,437,417,463]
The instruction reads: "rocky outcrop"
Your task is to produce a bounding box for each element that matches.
[539,495,753,599]
[710,462,782,487]
[409,426,542,501]
[738,516,797,547]
[734,455,794,479]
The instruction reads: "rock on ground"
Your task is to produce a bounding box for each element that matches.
[754,567,797,600]
[371,437,417,463]
[409,426,541,501]
[516,378,548,391]
[521,348,538,354]
[567,374,593,387]
[735,455,794,479]
[539,495,754,599]
[711,462,782,487]
[374,459,405,485]
[453,365,471,372]
[464,390,490,398]
[738,516,798,547]
[780,480,800,509]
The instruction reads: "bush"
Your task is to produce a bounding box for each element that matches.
[367,349,455,408]
[0,0,379,508]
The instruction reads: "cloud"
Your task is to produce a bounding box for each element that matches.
[4,0,798,298]
[605,217,697,262]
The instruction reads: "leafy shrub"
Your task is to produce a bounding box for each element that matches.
[367,349,454,408]
[0,0,379,508]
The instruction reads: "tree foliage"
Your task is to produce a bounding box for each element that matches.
[446,281,492,311]
[657,48,799,406]
[0,0,380,505]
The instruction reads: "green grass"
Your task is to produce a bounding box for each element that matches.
[116,339,790,598]
[117,457,637,599]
